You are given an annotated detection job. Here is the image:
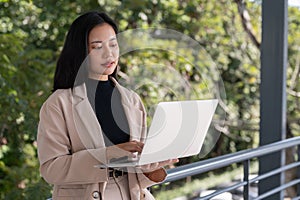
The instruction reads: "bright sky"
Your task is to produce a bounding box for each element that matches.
[289,0,300,7]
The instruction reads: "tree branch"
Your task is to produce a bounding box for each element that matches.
[289,55,300,91]
[234,0,260,49]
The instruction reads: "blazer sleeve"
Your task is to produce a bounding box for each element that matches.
[37,101,108,185]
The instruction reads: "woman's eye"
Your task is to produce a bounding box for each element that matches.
[91,44,102,50]
[94,46,102,49]
[110,43,118,48]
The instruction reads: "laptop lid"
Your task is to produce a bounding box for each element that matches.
[96,99,218,168]
[138,99,218,165]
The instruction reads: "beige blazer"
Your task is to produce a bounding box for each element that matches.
[37,78,166,200]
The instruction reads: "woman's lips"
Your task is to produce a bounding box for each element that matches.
[101,61,115,68]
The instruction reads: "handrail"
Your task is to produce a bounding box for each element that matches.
[164,136,300,183]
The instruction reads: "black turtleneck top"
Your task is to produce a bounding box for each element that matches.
[86,79,130,146]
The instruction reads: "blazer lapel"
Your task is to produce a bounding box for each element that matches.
[72,79,144,150]
[72,83,105,149]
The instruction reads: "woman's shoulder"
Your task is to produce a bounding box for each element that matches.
[41,88,72,108]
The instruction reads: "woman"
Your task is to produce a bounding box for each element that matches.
[37,11,177,200]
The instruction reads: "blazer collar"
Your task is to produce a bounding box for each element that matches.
[71,77,142,147]
[72,77,126,103]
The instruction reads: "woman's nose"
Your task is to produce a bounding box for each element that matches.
[102,44,113,58]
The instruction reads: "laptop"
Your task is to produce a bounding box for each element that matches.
[95,99,218,168]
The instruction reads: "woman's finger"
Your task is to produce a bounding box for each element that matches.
[117,141,144,153]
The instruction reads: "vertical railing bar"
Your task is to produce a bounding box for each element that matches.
[243,159,250,200]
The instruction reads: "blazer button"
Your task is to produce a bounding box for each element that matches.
[92,191,100,199]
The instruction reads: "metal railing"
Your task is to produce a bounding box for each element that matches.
[161,136,300,200]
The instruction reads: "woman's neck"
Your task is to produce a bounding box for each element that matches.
[88,74,108,81]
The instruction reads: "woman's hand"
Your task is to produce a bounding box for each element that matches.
[139,159,179,182]
[138,158,179,173]
[116,140,144,154]
[106,140,144,161]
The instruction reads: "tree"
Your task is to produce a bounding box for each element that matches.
[0,0,299,198]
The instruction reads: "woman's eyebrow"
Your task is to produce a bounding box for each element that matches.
[90,37,117,44]
[90,40,102,44]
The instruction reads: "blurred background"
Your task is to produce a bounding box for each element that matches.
[0,0,299,199]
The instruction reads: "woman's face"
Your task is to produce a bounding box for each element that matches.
[87,23,119,80]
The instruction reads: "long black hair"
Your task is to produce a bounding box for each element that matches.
[53,11,118,92]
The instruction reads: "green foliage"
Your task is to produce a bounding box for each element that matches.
[287,6,300,137]
[0,0,299,198]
